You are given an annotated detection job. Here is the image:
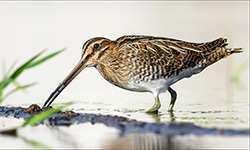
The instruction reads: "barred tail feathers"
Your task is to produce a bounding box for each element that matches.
[201,47,243,67]
[227,47,244,54]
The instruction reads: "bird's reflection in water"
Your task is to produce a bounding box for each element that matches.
[106,132,184,150]
[147,113,161,123]
[147,111,176,123]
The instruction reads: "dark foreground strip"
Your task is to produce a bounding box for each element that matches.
[0,105,249,136]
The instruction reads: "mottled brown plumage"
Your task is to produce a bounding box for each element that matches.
[43,35,243,113]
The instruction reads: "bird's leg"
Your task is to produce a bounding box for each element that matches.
[168,87,177,112]
[169,111,175,122]
[146,96,161,113]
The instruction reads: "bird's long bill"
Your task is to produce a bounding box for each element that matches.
[43,59,87,108]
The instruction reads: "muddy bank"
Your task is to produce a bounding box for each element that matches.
[0,105,249,136]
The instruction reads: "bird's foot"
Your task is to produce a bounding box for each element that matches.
[167,107,175,121]
[146,96,161,114]
[146,103,161,114]
[168,104,174,113]
[145,109,159,114]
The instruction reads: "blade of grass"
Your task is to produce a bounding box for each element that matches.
[3,60,18,79]
[1,60,17,78]
[0,82,3,102]
[1,83,36,102]
[26,48,65,69]
[2,51,45,88]
[0,61,17,92]
[12,80,36,92]
[21,136,51,149]
[0,78,14,103]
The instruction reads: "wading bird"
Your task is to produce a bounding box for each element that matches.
[43,35,242,113]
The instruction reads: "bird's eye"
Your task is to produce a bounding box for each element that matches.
[94,43,100,49]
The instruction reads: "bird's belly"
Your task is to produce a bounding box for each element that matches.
[127,78,169,94]
[126,66,204,94]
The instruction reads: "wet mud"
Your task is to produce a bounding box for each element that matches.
[0,105,249,136]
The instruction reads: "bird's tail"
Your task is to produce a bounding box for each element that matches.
[227,47,244,54]
[201,47,244,67]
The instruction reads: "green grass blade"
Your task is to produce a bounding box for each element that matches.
[0,61,17,92]
[0,78,15,103]
[4,60,17,79]
[9,51,45,79]
[21,136,50,149]
[3,51,45,88]
[22,102,73,127]
[1,83,36,101]
[12,80,37,92]
[26,48,65,69]
[1,60,17,78]
[0,88,3,103]
[0,80,4,101]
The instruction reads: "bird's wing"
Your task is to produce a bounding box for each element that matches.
[177,37,228,55]
[116,36,206,78]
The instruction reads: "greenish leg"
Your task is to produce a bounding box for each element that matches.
[168,87,177,112]
[146,96,161,113]
[169,111,175,122]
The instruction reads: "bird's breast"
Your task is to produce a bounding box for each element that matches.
[95,63,131,89]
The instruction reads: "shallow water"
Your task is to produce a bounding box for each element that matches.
[0,102,249,149]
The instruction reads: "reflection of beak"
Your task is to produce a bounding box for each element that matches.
[43,59,87,108]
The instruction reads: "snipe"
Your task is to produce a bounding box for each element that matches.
[43,35,243,113]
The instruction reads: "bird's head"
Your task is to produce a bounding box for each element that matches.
[81,37,114,67]
[43,37,114,108]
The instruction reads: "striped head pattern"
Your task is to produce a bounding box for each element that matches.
[81,37,114,67]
